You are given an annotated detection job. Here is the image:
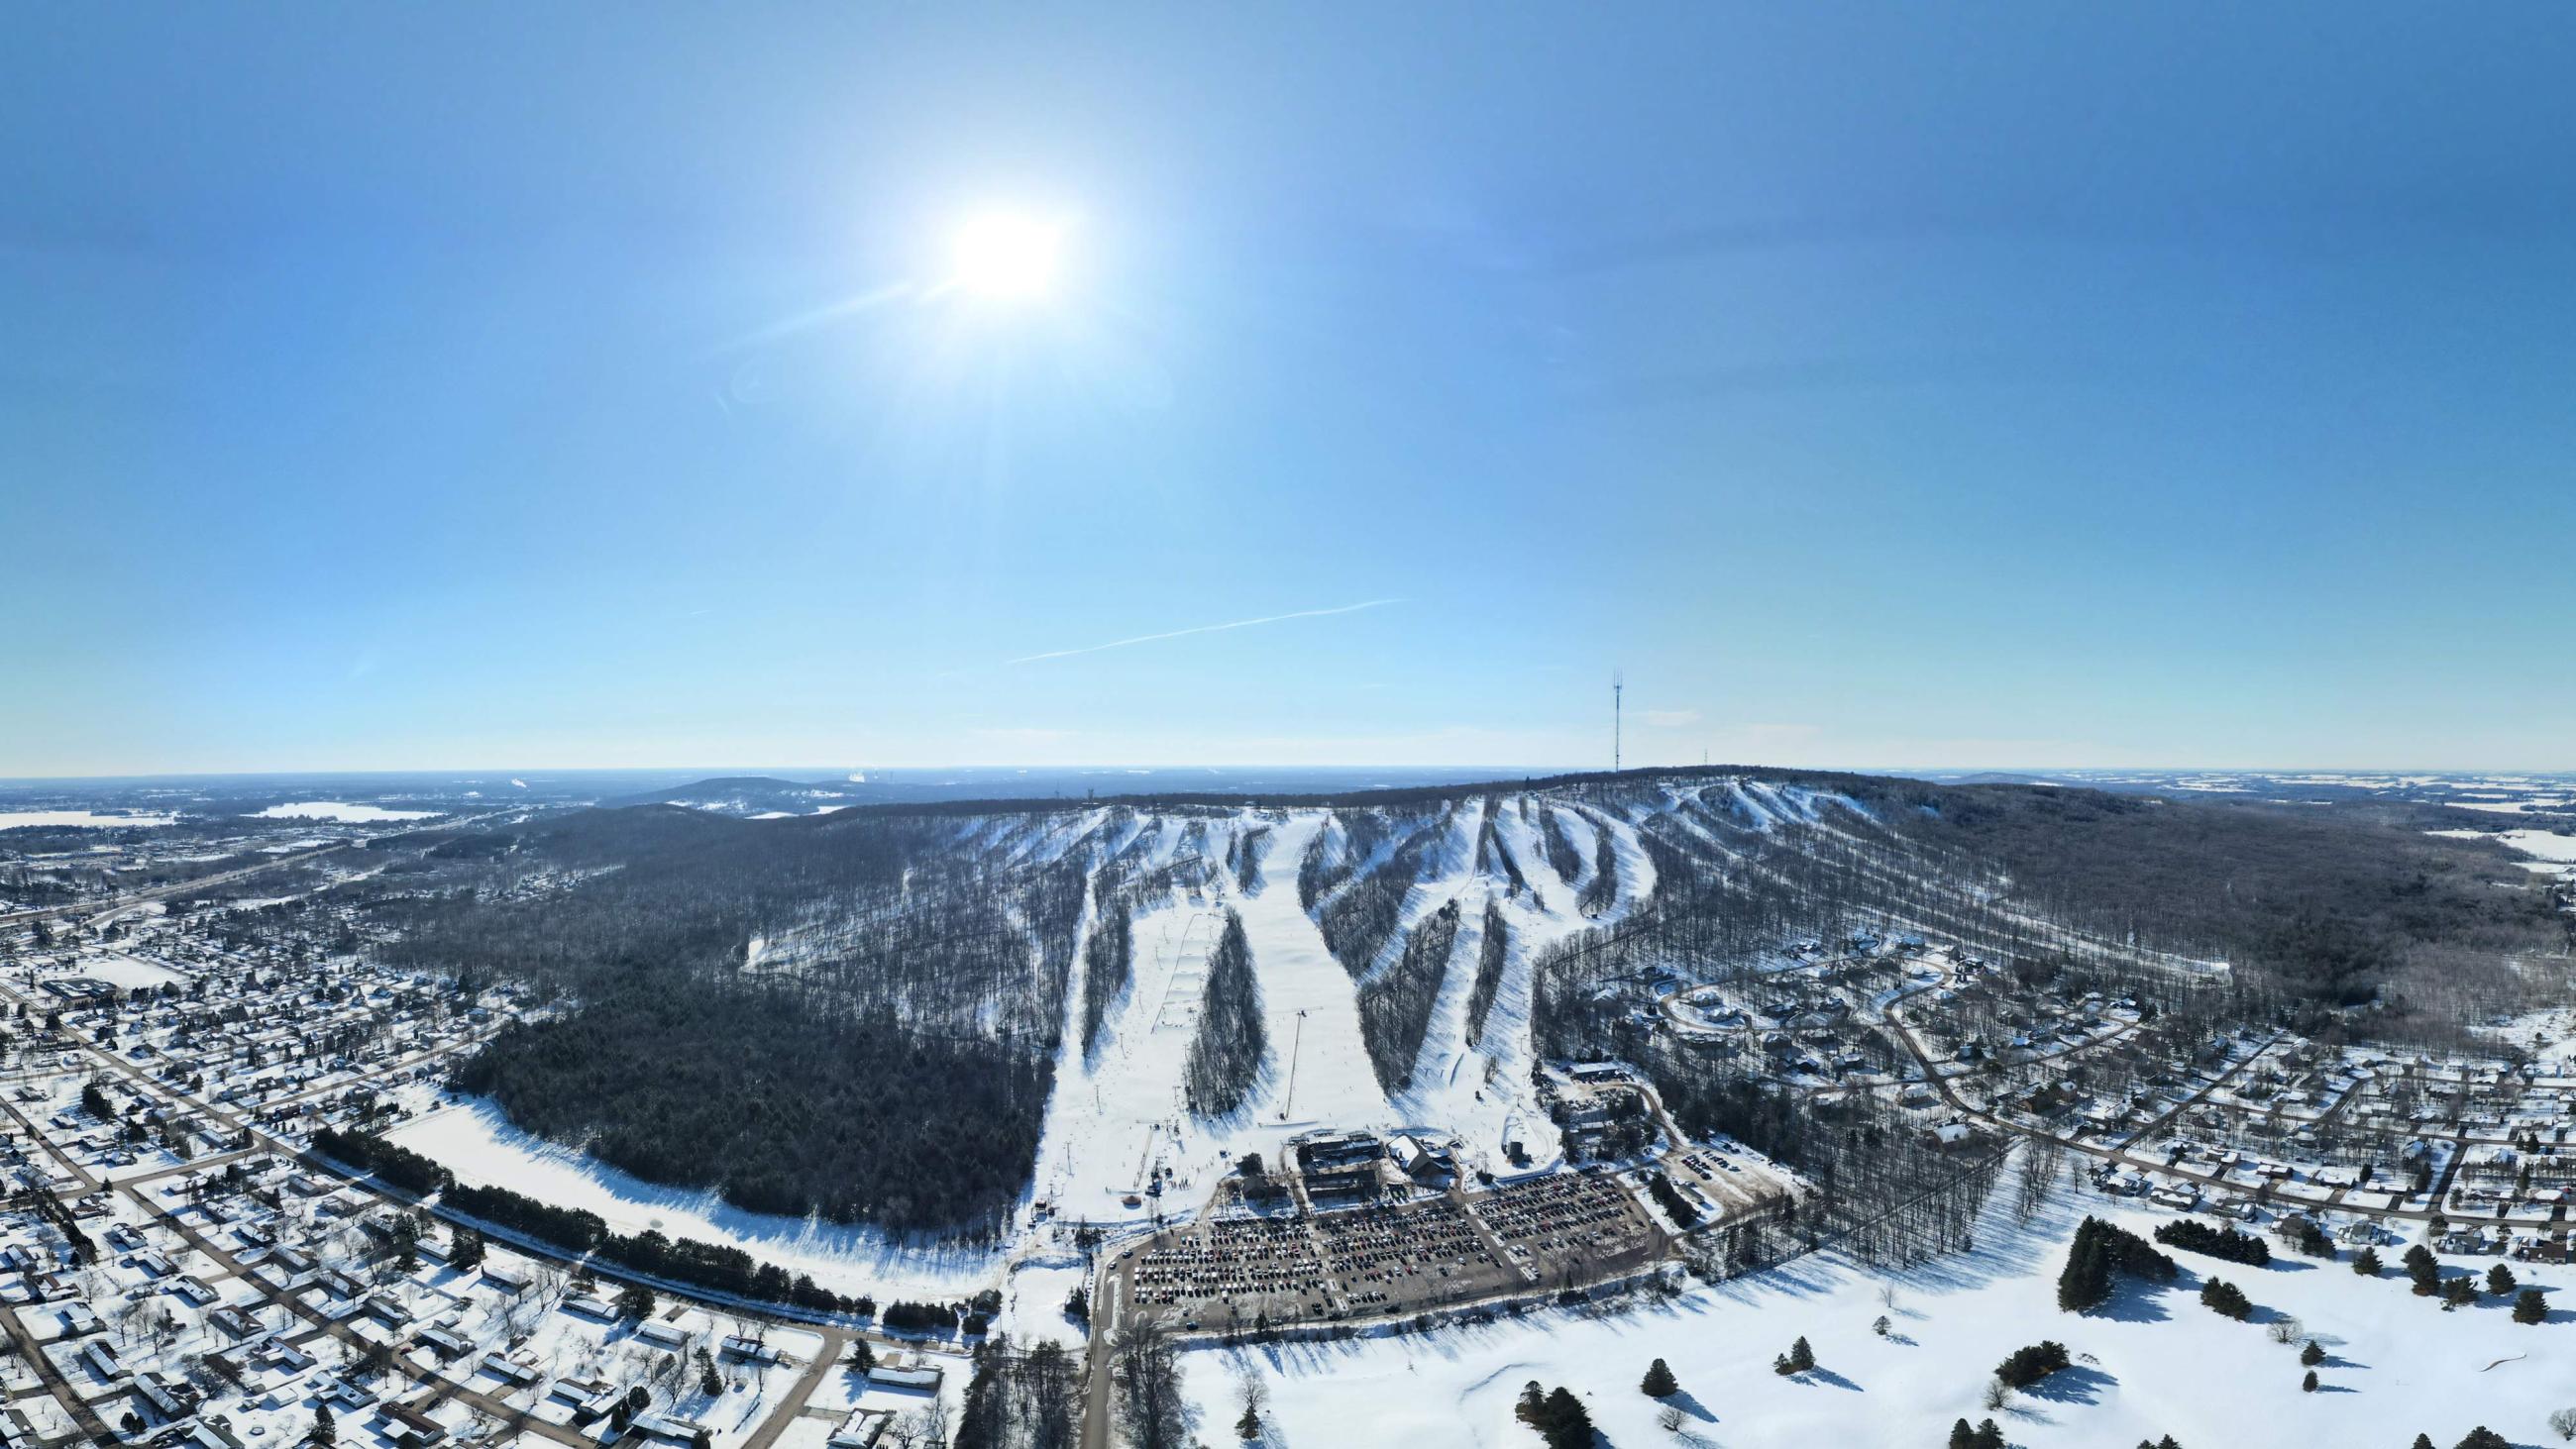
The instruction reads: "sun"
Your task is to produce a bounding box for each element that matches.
[949,209,1065,301]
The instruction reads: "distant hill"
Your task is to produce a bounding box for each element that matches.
[603,776,863,817]
[608,766,1533,817]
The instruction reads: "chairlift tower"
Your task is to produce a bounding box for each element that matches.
[1612,670,1624,772]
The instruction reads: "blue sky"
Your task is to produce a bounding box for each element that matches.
[4,4,2572,777]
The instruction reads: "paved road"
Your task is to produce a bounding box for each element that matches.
[3,810,516,933]
[1079,1268,1119,1449]
[736,1327,850,1449]
[0,843,358,930]
[0,1295,117,1446]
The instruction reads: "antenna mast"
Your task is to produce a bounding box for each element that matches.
[1612,670,1624,772]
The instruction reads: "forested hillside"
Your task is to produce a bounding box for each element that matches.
[452,980,1047,1233]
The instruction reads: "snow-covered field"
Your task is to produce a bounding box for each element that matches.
[62,951,185,988]
[1192,1155,2573,1449]
[252,800,441,822]
[2486,829,2576,864]
[2430,827,2576,873]
[388,1097,1002,1300]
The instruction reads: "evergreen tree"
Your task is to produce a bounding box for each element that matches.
[1640,1359,1677,1397]
[1949,1421,1977,1449]
[1994,1341,2070,1390]
[615,1282,657,1322]
[2455,1430,2511,1449]
[2485,1263,2517,1296]
[2404,1244,2440,1295]
[2299,1340,2323,1367]
[2441,1274,2477,1309]
[308,1407,336,1448]
[2514,1287,2549,1324]
[2058,1220,2111,1311]
[1539,1388,1593,1449]
[1973,1420,2004,1449]
[2301,1370,2317,1393]
[2351,1246,2381,1277]
[2199,1278,2251,1319]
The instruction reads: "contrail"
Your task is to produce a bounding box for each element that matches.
[1007,598,1404,666]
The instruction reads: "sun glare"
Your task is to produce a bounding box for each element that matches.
[949,210,1064,301]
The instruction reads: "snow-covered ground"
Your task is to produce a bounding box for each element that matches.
[998,1255,1092,1351]
[2486,829,2576,864]
[2429,827,2576,878]
[60,950,185,988]
[252,800,442,822]
[389,1097,1002,1300]
[1190,1154,2574,1449]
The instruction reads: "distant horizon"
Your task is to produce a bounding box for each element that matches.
[7,760,2576,788]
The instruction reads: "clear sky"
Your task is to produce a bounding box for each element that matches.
[5,4,2572,778]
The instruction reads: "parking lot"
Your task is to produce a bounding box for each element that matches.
[1117,1168,1666,1333]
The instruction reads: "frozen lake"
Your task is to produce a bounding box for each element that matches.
[252,801,441,822]
[0,811,177,830]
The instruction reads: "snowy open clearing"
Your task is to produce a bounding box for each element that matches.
[2487,829,2576,864]
[390,1097,1002,1300]
[1190,1154,2575,1449]
[2429,827,2576,866]
[61,951,185,988]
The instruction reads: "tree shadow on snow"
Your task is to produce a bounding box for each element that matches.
[1879,1156,2100,1297]
[2021,1364,2113,1407]
[2080,1275,2172,1325]
[1664,1389,1717,1423]
[1790,1367,1862,1393]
